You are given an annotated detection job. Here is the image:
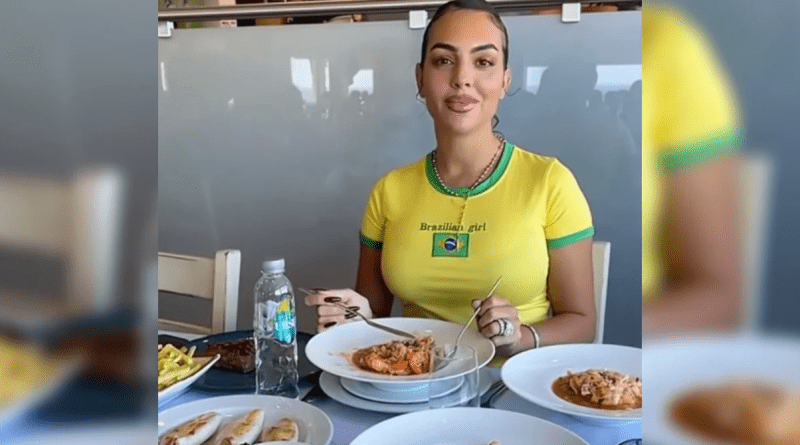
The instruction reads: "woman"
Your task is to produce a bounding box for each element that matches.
[306,0,596,358]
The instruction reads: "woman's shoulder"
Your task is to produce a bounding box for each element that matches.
[509,145,580,188]
[510,145,568,174]
[373,154,429,188]
[643,3,705,46]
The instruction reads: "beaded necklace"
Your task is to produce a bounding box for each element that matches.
[430,135,506,238]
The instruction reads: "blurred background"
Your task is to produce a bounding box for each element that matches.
[662,0,800,336]
[643,2,800,444]
[0,1,155,444]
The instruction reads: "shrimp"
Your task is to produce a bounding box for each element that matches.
[351,336,434,375]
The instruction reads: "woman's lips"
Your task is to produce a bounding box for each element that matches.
[445,95,478,112]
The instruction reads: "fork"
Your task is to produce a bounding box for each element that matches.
[298,288,416,339]
[449,276,502,357]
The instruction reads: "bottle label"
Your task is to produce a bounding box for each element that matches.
[274,294,295,344]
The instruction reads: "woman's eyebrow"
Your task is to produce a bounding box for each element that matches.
[470,44,499,53]
[429,43,499,53]
[430,43,458,52]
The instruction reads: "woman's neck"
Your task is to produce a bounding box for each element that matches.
[433,129,503,189]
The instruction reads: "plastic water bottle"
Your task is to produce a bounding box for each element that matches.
[253,258,298,398]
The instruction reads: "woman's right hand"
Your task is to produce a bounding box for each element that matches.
[303,288,373,333]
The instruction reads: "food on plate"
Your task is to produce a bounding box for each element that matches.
[160,411,222,445]
[203,338,256,373]
[261,417,300,442]
[350,335,433,376]
[669,380,800,445]
[552,369,642,410]
[0,336,51,410]
[158,343,204,391]
[214,409,265,445]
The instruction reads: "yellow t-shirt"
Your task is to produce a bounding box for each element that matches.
[360,142,594,326]
[642,4,743,300]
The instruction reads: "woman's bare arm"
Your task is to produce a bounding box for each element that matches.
[355,243,395,318]
[499,237,596,356]
[537,237,597,345]
[643,154,742,337]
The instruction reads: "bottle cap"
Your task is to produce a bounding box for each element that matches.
[261,258,285,274]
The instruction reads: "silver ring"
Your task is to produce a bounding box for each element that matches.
[497,318,515,337]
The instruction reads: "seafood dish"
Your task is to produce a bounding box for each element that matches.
[351,336,433,376]
[159,411,222,445]
[261,418,299,442]
[669,380,800,445]
[159,410,300,445]
[551,369,641,410]
[216,409,264,445]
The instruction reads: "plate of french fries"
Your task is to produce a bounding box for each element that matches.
[0,335,86,429]
[158,343,220,407]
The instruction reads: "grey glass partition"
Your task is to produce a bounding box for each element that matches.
[158,11,642,346]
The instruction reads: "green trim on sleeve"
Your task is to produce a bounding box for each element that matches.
[546,227,594,249]
[659,127,743,171]
[359,232,383,250]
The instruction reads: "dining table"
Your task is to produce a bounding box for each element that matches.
[158,329,641,445]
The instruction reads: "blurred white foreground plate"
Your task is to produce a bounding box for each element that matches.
[502,344,642,424]
[350,406,588,445]
[643,334,800,445]
[0,352,85,430]
[305,318,494,386]
[158,394,333,445]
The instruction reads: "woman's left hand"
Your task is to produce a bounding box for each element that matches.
[471,295,522,348]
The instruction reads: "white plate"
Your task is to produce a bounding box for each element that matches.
[255,443,307,445]
[502,344,642,424]
[158,354,220,408]
[319,369,492,414]
[305,317,495,385]
[158,394,333,445]
[643,333,800,445]
[340,374,463,404]
[350,406,589,445]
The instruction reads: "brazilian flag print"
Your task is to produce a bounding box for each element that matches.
[432,232,469,257]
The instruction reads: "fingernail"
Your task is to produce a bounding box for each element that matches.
[323,321,337,328]
[345,312,358,319]
[324,296,342,303]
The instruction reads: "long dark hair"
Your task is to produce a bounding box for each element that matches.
[420,0,509,70]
